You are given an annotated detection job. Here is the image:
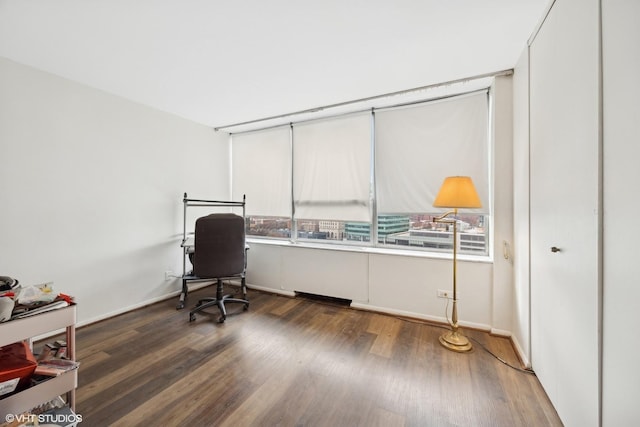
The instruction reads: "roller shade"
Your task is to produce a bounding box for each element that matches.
[293,113,371,222]
[375,91,489,214]
[231,126,292,217]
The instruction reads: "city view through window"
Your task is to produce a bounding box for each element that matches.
[246,214,488,255]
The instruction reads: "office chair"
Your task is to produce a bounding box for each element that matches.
[187,213,249,323]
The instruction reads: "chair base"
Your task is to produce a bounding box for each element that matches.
[189,278,249,323]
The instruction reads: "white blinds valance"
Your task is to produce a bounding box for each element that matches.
[293,113,371,222]
[375,91,489,214]
[231,126,292,217]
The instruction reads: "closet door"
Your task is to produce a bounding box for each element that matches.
[529,0,600,426]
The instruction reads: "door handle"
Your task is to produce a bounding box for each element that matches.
[551,246,561,253]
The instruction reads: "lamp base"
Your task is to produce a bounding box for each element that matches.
[439,330,473,353]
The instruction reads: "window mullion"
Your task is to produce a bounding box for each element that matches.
[370,109,378,246]
[289,123,297,243]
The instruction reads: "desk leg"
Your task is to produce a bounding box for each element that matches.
[176,278,188,310]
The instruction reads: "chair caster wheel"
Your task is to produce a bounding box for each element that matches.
[218,316,226,323]
[243,304,249,311]
[176,302,185,310]
[189,314,196,322]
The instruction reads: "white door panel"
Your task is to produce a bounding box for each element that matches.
[529,0,600,426]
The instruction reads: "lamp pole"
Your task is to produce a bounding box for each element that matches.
[434,208,472,352]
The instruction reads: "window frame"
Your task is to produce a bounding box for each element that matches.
[233,89,493,260]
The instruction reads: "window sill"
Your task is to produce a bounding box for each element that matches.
[246,237,492,263]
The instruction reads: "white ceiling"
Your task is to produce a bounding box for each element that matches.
[0,0,549,130]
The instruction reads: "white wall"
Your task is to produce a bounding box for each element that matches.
[366,253,493,327]
[491,75,515,336]
[0,57,229,326]
[247,242,494,328]
[512,48,531,366]
[602,0,640,424]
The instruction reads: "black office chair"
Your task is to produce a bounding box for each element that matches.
[186,213,249,323]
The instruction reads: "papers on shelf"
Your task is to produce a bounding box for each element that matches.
[10,301,70,320]
[34,359,80,377]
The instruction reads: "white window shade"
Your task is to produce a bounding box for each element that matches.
[231,126,292,217]
[293,113,371,222]
[375,91,489,214]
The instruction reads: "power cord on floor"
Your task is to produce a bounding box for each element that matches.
[437,297,535,375]
[466,334,536,374]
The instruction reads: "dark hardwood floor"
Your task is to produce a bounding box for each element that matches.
[66,286,561,426]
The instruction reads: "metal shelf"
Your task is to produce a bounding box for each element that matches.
[0,304,76,416]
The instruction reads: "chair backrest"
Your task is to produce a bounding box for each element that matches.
[192,213,245,278]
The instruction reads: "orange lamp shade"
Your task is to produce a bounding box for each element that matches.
[433,176,482,209]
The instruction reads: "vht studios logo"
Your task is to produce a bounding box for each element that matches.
[5,412,83,424]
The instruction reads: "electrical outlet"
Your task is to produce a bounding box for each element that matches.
[437,289,452,299]
[165,271,173,281]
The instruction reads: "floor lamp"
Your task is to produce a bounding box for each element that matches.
[433,176,482,353]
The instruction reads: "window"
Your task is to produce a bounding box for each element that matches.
[231,90,491,256]
[292,113,372,244]
[293,219,371,244]
[292,113,372,223]
[380,213,488,254]
[232,126,292,217]
[246,216,291,239]
[232,126,292,238]
[375,91,490,255]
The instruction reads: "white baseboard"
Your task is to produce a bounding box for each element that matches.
[75,281,215,329]
[246,283,296,297]
[509,334,532,368]
[73,281,279,331]
[490,327,512,338]
[350,302,493,332]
